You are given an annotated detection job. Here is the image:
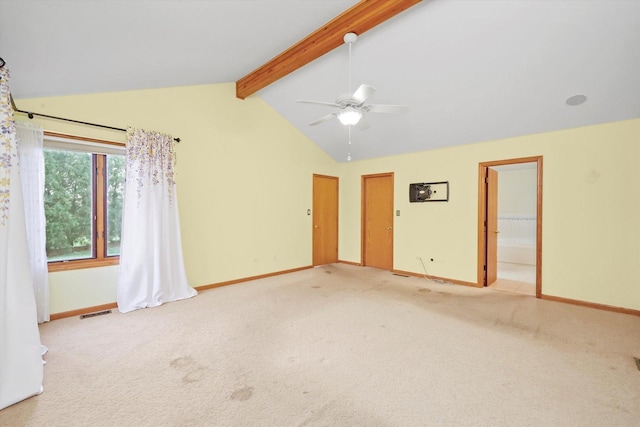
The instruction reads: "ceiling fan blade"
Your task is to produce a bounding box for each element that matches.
[309,112,337,126]
[351,84,376,105]
[297,100,342,108]
[364,104,408,114]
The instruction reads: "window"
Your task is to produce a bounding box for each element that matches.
[43,134,125,271]
[106,155,125,256]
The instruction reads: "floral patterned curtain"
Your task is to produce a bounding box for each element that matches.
[116,127,196,313]
[0,71,15,225]
[0,66,44,409]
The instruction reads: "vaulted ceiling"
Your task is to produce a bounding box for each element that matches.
[1,0,639,162]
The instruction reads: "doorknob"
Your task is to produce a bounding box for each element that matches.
[314,225,319,229]
[494,230,500,233]
[386,227,392,230]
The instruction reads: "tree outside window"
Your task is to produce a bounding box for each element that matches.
[106,155,125,257]
[44,148,124,266]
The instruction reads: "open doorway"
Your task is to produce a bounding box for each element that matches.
[477,157,542,298]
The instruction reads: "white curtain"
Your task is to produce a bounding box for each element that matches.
[0,66,44,410]
[116,127,196,313]
[16,121,50,323]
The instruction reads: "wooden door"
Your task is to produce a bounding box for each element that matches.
[362,173,394,270]
[312,174,338,266]
[486,168,499,285]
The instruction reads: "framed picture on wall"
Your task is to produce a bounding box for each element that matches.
[409,181,449,202]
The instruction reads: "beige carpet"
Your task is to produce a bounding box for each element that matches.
[1,264,639,426]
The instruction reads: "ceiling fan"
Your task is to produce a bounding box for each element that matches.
[297,32,408,128]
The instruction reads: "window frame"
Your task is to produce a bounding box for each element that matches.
[44,131,125,272]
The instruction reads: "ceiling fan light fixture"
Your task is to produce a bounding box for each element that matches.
[337,107,362,125]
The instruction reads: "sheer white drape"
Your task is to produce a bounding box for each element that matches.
[16,121,50,323]
[0,66,44,410]
[116,127,196,313]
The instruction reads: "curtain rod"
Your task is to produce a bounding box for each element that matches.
[0,56,180,143]
[11,97,181,143]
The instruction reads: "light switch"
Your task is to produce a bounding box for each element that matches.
[307,209,311,215]
[396,210,400,216]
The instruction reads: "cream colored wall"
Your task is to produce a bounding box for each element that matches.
[47,266,119,314]
[18,83,338,314]
[498,169,537,216]
[339,119,640,311]
[17,85,640,313]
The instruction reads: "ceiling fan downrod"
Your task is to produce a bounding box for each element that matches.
[344,32,357,94]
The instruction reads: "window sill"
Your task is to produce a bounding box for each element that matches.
[48,257,119,272]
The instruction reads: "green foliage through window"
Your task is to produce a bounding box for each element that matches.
[44,147,124,262]
[106,155,125,256]
[44,149,93,261]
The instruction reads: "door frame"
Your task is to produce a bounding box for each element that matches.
[477,156,543,297]
[361,172,394,268]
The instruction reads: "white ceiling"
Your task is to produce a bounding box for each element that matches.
[2,0,639,163]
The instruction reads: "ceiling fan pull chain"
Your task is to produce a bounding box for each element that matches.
[347,125,352,162]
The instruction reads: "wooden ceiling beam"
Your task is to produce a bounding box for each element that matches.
[235,0,422,99]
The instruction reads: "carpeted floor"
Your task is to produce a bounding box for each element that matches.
[1,264,639,426]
